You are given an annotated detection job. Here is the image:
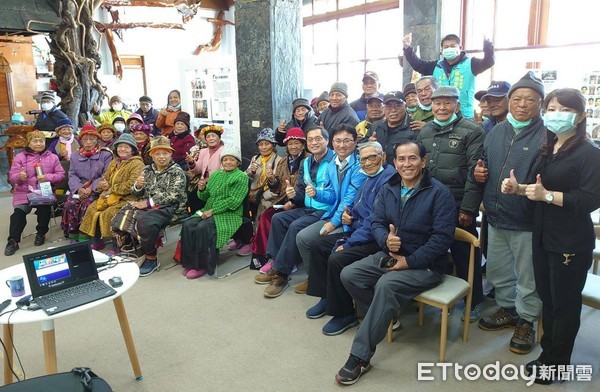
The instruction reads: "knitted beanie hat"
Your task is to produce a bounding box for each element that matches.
[330,82,348,98]
[55,117,73,131]
[220,145,242,163]
[283,127,306,144]
[27,130,46,144]
[508,71,544,99]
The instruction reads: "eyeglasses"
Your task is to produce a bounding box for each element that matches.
[307,136,325,143]
[333,138,355,146]
[359,154,382,164]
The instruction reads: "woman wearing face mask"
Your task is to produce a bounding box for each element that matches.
[92,95,132,125]
[501,88,600,385]
[156,90,182,136]
[48,118,80,161]
[97,123,117,149]
[112,116,127,136]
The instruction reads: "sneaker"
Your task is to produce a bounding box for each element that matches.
[509,319,536,354]
[259,259,274,274]
[227,240,242,251]
[294,280,308,294]
[34,234,45,246]
[291,264,298,274]
[186,269,207,279]
[485,288,496,301]
[263,273,289,298]
[306,298,326,319]
[335,354,371,385]
[139,259,160,277]
[461,303,481,323]
[4,240,19,256]
[323,315,359,336]
[392,318,403,332]
[478,307,519,331]
[236,244,253,257]
[255,269,276,284]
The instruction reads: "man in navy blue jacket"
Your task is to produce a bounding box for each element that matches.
[334,140,456,386]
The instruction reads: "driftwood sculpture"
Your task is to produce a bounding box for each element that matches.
[192,11,234,55]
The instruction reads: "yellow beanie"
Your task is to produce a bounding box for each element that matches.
[27,130,46,144]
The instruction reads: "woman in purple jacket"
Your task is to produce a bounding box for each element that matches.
[61,125,113,241]
[5,131,65,256]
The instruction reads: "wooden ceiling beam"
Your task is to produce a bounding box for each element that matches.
[101,0,230,11]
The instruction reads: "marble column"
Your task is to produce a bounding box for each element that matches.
[235,0,302,160]
[402,0,441,85]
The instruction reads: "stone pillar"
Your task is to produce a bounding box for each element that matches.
[235,0,302,160]
[402,0,441,85]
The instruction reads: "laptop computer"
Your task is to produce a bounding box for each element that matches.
[22,241,117,315]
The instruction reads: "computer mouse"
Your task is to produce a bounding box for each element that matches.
[109,276,123,288]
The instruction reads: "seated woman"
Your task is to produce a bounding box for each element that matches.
[168,112,195,169]
[98,123,117,149]
[5,131,65,255]
[79,133,144,250]
[131,123,153,164]
[48,118,80,161]
[180,145,250,279]
[126,113,144,132]
[62,125,113,241]
[185,124,225,213]
[112,116,127,136]
[112,136,187,277]
[251,127,306,271]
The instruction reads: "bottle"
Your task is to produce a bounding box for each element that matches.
[34,163,44,177]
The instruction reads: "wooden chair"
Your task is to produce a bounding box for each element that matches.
[582,273,600,310]
[387,227,480,362]
[593,225,599,275]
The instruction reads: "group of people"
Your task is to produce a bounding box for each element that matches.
[7,31,600,387]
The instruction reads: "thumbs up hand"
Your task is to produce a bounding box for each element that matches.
[368,131,377,142]
[501,169,519,194]
[474,159,488,183]
[305,177,316,198]
[19,168,27,182]
[525,174,547,202]
[277,120,286,133]
[249,156,259,174]
[285,179,296,199]
[386,224,401,253]
[135,172,146,188]
[402,32,413,48]
[341,206,353,225]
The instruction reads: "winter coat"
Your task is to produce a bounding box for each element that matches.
[319,102,360,143]
[417,114,485,216]
[9,149,65,206]
[370,168,456,273]
[291,149,336,209]
[350,93,385,121]
[274,113,320,146]
[33,107,69,133]
[365,116,416,165]
[48,137,81,161]
[268,153,306,205]
[169,130,195,163]
[156,108,181,136]
[131,161,188,221]
[197,168,249,249]
[246,152,283,218]
[93,109,132,125]
[135,107,160,136]
[190,145,224,178]
[410,107,434,123]
[68,148,113,193]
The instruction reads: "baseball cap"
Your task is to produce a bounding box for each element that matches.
[482,81,511,100]
[383,91,405,104]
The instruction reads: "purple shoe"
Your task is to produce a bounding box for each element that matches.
[236,244,253,257]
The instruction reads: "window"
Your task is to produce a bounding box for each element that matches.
[546,0,600,45]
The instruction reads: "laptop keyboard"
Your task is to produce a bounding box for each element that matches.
[41,280,110,305]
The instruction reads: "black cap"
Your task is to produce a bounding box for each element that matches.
[403,83,416,96]
[139,95,152,104]
[383,91,406,104]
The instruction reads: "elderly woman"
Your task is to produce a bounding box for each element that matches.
[126,113,144,131]
[98,123,117,149]
[112,136,187,277]
[501,88,600,384]
[156,90,182,136]
[5,131,65,255]
[275,98,319,146]
[92,95,132,125]
[180,145,249,279]
[168,112,195,169]
[185,124,225,213]
[48,118,80,161]
[79,133,144,250]
[62,125,113,241]
[131,123,153,164]
[250,127,306,269]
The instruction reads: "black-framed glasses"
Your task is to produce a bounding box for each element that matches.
[359,154,382,164]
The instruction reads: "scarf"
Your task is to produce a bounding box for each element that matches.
[258,152,275,189]
[59,134,75,160]
[101,138,114,148]
[136,140,148,152]
[79,146,99,158]
[116,154,133,168]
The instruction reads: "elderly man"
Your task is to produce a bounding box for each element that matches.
[355,95,385,140]
[304,141,396,335]
[403,83,418,115]
[417,86,485,321]
[319,82,360,145]
[364,91,415,165]
[409,76,438,131]
[275,98,320,146]
[402,33,495,119]
[474,72,545,355]
[481,81,511,133]
[334,140,456,385]
[33,91,69,144]
[135,95,160,136]
[350,71,385,121]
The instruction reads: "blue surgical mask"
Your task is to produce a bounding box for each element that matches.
[433,113,458,127]
[168,104,181,111]
[442,47,460,61]
[507,113,532,130]
[544,112,577,134]
[418,102,432,111]
[406,106,417,113]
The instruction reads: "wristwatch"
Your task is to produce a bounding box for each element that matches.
[545,191,554,204]
[198,211,204,219]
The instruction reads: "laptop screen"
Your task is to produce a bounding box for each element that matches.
[23,241,99,298]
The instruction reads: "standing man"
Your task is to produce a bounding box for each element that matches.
[350,71,384,121]
[334,140,456,385]
[355,95,385,140]
[480,81,510,133]
[417,86,485,321]
[402,33,495,119]
[474,72,545,355]
[136,95,160,136]
[33,91,69,146]
[403,83,418,115]
[409,76,438,131]
[319,82,360,145]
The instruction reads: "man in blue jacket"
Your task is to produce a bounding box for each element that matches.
[304,141,396,336]
[334,140,456,385]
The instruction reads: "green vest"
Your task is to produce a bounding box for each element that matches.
[410,107,434,122]
[432,57,475,119]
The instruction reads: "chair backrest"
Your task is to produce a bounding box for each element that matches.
[453,227,480,288]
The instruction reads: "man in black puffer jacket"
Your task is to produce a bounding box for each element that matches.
[319,82,360,147]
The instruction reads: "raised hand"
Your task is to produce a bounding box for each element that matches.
[135,172,146,188]
[501,169,519,194]
[403,32,412,48]
[525,174,546,201]
[368,131,377,142]
[386,224,401,253]
[197,178,207,191]
[305,177,316,198]
[474,159,488,183]
[277,120,286,133]
[249,156,259,174]
[19,168,26,182]
[285,179,296,199]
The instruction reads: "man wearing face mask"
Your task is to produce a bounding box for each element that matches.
[409,76,438,131]
[402,33,495,120]
[33,91,69,146]
[473,72,545,355]
[92,95,132,125]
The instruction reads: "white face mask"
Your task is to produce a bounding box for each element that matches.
[41,103,53,111]
[114,123,126,132]
[112,103,123,111]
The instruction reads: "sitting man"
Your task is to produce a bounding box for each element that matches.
[334,140,456,385]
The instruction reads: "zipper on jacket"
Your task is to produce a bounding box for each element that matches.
[495,132,516,215]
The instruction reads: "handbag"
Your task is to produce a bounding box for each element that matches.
[96,193,122,211]
[0,367,112,392]
[27,192,57,206]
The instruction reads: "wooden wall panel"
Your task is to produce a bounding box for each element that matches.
[0,37,39,121]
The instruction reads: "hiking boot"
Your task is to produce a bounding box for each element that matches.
[462,303,481,323]
[485,288,496,301]
[236,244,252,257]
[323,315,359,336]
[263,273,289,298]
[4,240,19,256]
[478,307,519,331]
[510,319,536,354]
[255,269,276,284]
[34,234,45,246]
[139,259,160,277]
[335,354,371,385]
[306,298,327,319]
[294,280,308,294]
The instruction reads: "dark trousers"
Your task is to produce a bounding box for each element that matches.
[232,218,254,244]
[451,219,483,307]
[135,206,174,256]
[533,241,592,366]
[307,233,380,316]
[8,205,52,242]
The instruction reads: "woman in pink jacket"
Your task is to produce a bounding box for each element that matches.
[5,131,65,255]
